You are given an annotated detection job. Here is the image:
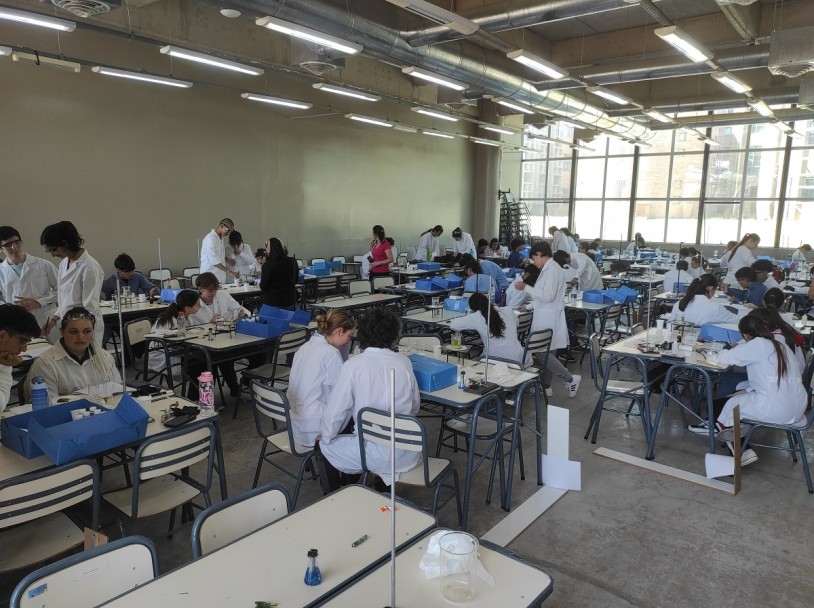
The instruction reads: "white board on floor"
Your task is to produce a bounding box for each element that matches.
[541,405,582,490]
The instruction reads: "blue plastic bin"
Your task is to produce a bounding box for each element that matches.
[582,290,613,304]
[699,323,742,342]
[160,288,183,303]
[443,297,470,312]
[259,305,310,326]
[236,317,289,339]
[416,279,444,291]
[304,266,331,277]
[416,262,441,271]
[408,354,458,392]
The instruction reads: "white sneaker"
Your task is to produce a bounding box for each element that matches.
[741,449,759,466]
[544,387,554,397]
[566,375,581,398]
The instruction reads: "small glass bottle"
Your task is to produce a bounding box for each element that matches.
[177,312,187,337]
[304,549,322,586]
[458,371,466,390]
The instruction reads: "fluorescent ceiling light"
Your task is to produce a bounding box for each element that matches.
[345,113,393,127]
[710,71,751,94]
[481,124,516,135]
[411,106,458,121]
[471,137,500,147]
[771,121,791,134]
[160,45,263,76]
[494,98,535,115]
[312,83,380,102]
[256,16,362,55]
[422,130,455,139]
[506,49,568,79]
[586,86,631,105]
[392,124,418,133]
[13,52,80,73]
[0,46,11,56]
[699,136,720,146]
[92,66,191,88]
[242,92,312,109]
[0,6,75,32]
[571,143,595,152]
[401,66,468,91]
[787,130,803,140]
[748,99,774,118]
[384,0,478,35]
[642,108,673,123]
[654,26,712,63]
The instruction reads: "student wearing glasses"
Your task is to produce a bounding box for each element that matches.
[200,218,239,284]
[27,307,120,402]
[40,221,105,346]
[0,304,41,413]
[0,226,59,341]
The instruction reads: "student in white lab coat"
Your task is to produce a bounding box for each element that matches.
[714,313,807,466]
[39,221,105,346]
[723,233,760,286]
[751,259,780,291]
[450,293,528,366]
[451,227,476,263]
[27,307,121,402]
[148,290,202,374]
[552,251,577,282]
[751,304,806,372]
[718,240,738,271]
[662,260,690,293]
[316,307,420,493]
[791,244,811,265]
[572,244,603,291]
[227,230,255,282]
[516,242,581,397]
[0,226,59,341]
[200,218,239,284]
[417,225,444,262]
[505,265,539,309]
[288,310,356,448]
[548,226,569,254]
[0,304,41,414]
[668,274,740,325]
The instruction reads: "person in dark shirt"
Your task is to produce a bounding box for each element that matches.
[260,238,299,310]
[506,238,526,269]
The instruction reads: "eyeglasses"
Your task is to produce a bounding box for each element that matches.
[0,239,22,250]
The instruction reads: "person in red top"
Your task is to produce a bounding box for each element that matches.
[369,225,393,277]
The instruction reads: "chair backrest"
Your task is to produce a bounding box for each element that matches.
[165,278,181,289]
[316,275,339,295]
[332,256,346,263]
[349,280,372,296]
[311,257,326,266]
[357,407,432,486]
[373,276,394,290]
[406,246,417,261]
[605,303,623,326]
[398,334,441,352]
[353,255,365,264]
[189,274,199,286]
[781,296,793,313]
[125,317,152,350]
[516,311,533,342]
[630,323,645,335]
[522,329,553,368]
[397,254,408,268]
[275,327,308,362]
[191,484,291,559]
[803,348,814,408]
[296,259,304,269]
[250,382,309,457]
[149,269,171,280]
[588,333,603,389]
[0,460,99,531]
[183,267,200,277]
[607,280,622,290]
[656,285,665,294]
[10,536,159,608]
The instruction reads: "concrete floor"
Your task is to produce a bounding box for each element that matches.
[3,355,814,607]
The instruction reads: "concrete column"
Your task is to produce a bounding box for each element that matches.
[472,101,503,239]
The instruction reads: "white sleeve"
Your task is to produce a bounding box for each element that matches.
[717,338,764,367]
[37,261,59,308]
[450,314,482,332]
[222,293,249,319]
[320,365,356,442]
[0,365,12,414]
[524,269,560,303]
[79,264,104,312]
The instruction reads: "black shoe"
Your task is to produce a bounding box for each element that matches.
[370,475,391,494]
[229,385,240,397]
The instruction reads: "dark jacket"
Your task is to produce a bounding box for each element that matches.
[260,256,298,308]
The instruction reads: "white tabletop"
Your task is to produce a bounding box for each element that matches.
[321,532,553,607]
[564,299,614,312]
[402,309,469,325]
[323,293,403,310]
[604,330,727,370]
[99,485,436,608]
[101,300,167,320]
[220,284,262,296]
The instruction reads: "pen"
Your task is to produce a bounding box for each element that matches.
[352,534,368,548]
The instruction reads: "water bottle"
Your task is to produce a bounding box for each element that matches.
[458,371,466,390]
[31,376,49,410]
[198,371,215,417]
[714,250,719,258]
[177,312,187,337]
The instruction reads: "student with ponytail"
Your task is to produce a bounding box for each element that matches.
[668,274,740,325]
[148,290,201,373]
[723,233,760,286]
[417,225,444,261]
[750,303,806,371]
[450,293,527,365]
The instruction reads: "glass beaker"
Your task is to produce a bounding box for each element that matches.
[450,331,462,349]
[439,532,478,603]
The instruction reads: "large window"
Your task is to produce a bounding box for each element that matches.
[780,119,814,248]
[520,125,573,235]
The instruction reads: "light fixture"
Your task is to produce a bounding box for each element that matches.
[471,137,501,147]
[654,25,712,63]
[422,129,455,139]
[506,49,568,79]
[159,45,263,76]
[771,120,791,134]
[748,99,774,118]
[0,46,11,56]
[312,83,380,101]
[699,136,720,147]
[787,130,804,140]
[0,6,76,32]
[586,86,631,105]
[345,113,393,127]
[12,52,80,73]
[392,123,418,133]
[241,92,312,109]
[494,97,536,115]
[710,71,751,94]
[256,16,362,55]
[384,0,478,35]
[571,143,595,152]
[642,108,673,124]
[411,106,459,121]
[220,8,241,18]
[481,124,517,135]
[92,66,191,88]
[401,66,468,91]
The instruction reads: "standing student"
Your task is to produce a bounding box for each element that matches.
[516,242,581,398]
[549,226,568,254]
[315,308,420,493]
[228,230,255,282]
[572,243,603,291]
[0,226,58,341]
[791,244,811,265]
[718,240,738,271]
[450,227,476,262]
[369,225,393,278]
[552,251,577,282]
[288,310,356,448]
[0,304,40,414]
[100,253,158,300]
[561,228,576,257]
[259,238,298,310]
[450,293,527,365]
[40,221,105,346]
[723,233,760,285]
[200,218,238,284]
[417,225,443,261]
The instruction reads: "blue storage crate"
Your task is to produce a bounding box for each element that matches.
[431,276,463,290]
[638,251,657,259]
[298,272,305,283]
[582,290,613,304]
[503,267,520,278]
[416,262,441,271]
[443,297,470,312]
[416,279,444,291]
[756,255,774,261]
[699,323,742,343]
[326,260,342,270]
[160,288,183,303]
[603,285,639,304]
[313,260,327,269]
[408,354,458,392]
[259,304,310,326]
[236,317,289,339]
[304,266,331,277]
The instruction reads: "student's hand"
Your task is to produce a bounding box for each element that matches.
[13,297,40,311]
[744,303,755,309]
[518,304,528,312]
[728,296,736,303]
[0,352,24,367]
[516,281,527,291]
[150,287,159,297]
[238,310,248,318]
[226,257,236,266]
[230,270,240,278]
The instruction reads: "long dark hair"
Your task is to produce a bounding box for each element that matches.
[753,298,800,351]
[678,274,717,311]
[372,225,386,242]
[156,290,200,327]
[266,238,287,259]
[739,313,788,386]
[40,221,84,252]
[468,293,505,339]
[729,233,760,261]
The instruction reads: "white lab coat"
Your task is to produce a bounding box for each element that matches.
[148,317,180,372]
[505,279,531,309]
[668,295,739,325]
[0,365,12,414]
[288,334,343,447]
[558,264,578,283]
[417,232,439,261]
[716,337,807,428]
[319,347,420,485]
[525,260,568,350]
[57,250,105,345]
[187,291,249,325]
[227,243,255,283]
[762,276,780,290]
[0,254,58,330]
[624,241,637,257]
[450,307,528,366]
[724,246,756,285]
[572,252,603,291]
[791,249,808,264]
[719,250,732,270]
[452,232,477,257]
[687,266,704,280]
[662,269,689,293]
[200,229,227,283]
[28,340,121,402]
[551,230,568,254]
[570,238,579,255]
[360,250,372,280]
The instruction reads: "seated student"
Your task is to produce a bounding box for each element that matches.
[288,310,355,448]
[552,251,577,282]
[315,308,420,493]
[461,254,509,294]
[713,313,807,466]
[751,305,806,372]
[450,293,527,365]
[505,265,539,309]
[687,255,706,279]
[148,290,202,377]
[27,306,121,402]
[662,260,690,293]
[385,237,398,262]
[752,259,779,290]
[488,238,501,255]
[506,238,527,269]
[252,248,266,276]
[100,253,158,300]
[0,304,41,413]
[476,238,490,258]
[668,274,739,325]
[572,243,603,291]
[726,267,767,307]
[588,240,603,265]
[791,243,811,265]
[763,287,795,325]
[227,230,255,282]
[462,259,498,301]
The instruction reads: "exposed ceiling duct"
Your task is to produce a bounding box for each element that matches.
[800,73,814,111]
[51,0,119,18]
[768,27,814,78]
[651,109,814,130]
